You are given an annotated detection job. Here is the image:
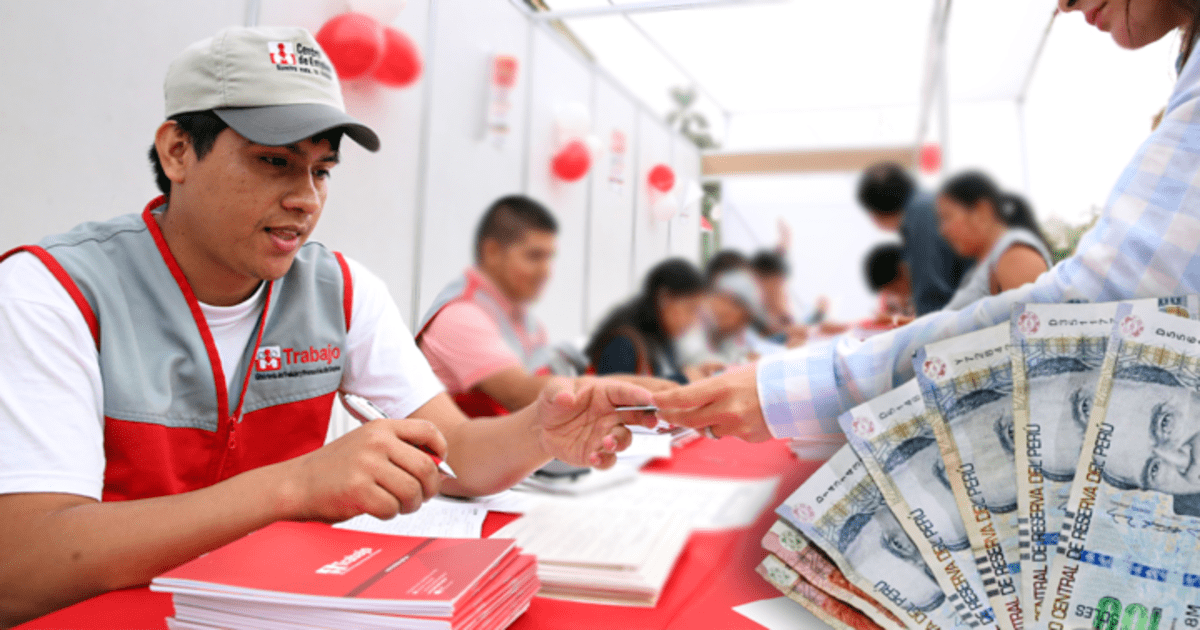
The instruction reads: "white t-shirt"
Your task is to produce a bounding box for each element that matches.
[0,250,443,501]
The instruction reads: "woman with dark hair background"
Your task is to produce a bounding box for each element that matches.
[586,258,706,384]
[937,171,1053,310]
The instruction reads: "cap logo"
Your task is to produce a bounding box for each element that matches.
[268,41,297,65]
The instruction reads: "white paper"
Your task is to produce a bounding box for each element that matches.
[733,596,831,630]
[333,497,488,538]
[619,431,674,459]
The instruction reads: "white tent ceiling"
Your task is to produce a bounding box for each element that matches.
[530,0,1059,151]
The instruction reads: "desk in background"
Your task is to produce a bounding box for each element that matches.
[18,439,822,630]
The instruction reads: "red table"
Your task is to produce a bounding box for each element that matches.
[18,439,821,630]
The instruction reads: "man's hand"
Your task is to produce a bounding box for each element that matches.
[652,365,773,442]
[280,418,448,523]
[534,377,658,470]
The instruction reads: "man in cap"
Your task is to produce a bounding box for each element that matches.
[0,26,652,625]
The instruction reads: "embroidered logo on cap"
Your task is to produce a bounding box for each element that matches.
[268,41,297,65]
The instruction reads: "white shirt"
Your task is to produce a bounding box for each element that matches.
[0,251,443,500]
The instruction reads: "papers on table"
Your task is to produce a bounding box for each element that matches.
[334,496,489,538]
[733,596,831,630]
[491,504,691,607]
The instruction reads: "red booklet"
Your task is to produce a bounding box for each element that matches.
[152,521,522,618]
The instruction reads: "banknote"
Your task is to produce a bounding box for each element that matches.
[841,379,998,629]
[1009,298,1197,625]
[915,324,1024,630]
[757,553,887,630]
[778,445,972,630]
[1040,305,1200,630]
[763,518,908,630]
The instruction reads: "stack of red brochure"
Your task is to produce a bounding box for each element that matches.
[150,521,538,630]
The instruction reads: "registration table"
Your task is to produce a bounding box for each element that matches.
[18,438,822,630]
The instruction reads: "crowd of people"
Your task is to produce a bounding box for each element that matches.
[4,0,1199,622]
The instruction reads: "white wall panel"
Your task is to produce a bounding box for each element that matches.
[259,0,430,323]
[668,137,702,263]
[584,76,639,332]
[0,0,243,250]
[524,27,593,342]
[415,0,530,323]
[631,110,673,284]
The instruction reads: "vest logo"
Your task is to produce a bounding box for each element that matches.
[315,547,380,575]
[268,41,297,65]
[255,346,283,372]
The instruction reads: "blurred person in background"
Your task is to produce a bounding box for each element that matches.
[937,171,1052,310]
[750,250,825,347]
[417,195,583,416]
[864,243,915,323]
[586,258,706,384]
[857,162,973,315]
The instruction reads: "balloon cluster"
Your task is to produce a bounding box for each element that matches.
[647,163,678,222]
[316,12,422,87]
[550,102,600,182]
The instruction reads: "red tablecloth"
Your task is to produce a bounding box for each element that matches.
[18,438,820,630]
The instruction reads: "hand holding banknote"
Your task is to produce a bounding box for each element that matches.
[652,365,772,442]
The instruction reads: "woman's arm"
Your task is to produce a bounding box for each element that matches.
[991,244,1050,294]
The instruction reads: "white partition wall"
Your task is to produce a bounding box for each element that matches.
[631,110,673,283]
[0,0,244,251]
[584,76,639,332]
[260,0,431,322]
[524,27,594,342]
[668,137,702,264]
[414,0,532,324]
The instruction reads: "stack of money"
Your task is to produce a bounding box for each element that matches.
[756,297,1200,630]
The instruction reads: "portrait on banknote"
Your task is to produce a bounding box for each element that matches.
[1043,305,1200,630]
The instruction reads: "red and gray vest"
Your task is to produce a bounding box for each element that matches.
[0,198,352,501]
[416,269,581,416]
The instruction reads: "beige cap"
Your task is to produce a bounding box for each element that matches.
[164,26,379,152]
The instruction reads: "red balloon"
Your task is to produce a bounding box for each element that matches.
[552,140,591,182]
[315,13,383,81]
[919,143,942,174]
[373,26,423,88]
[648,163,675,192]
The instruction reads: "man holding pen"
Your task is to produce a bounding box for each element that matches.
[0,26,653,626]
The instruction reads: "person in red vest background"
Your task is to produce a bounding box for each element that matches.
[0,27,655,626]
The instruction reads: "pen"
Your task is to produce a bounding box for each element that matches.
[341,393,458,479]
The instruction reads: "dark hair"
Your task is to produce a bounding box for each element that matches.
[704,249,749,283]
[148,110,344,196]
[864,243,904,292]
[148,111,229,195]
[857,162,915,216]
[585,258,705,370]
[938,170,1051,252]
[474,195,558,262]
[1173,0,1200,67]
[751,250,789,277]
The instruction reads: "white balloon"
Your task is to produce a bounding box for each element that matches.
[680,179,703,217]
[651,195,679,223]
[347,0,405,24]
[555,101,591,144]
[583,134,602,158]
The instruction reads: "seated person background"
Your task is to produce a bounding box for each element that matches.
[417,195,580,416]
[857,161,973,315]
[585,258,706,384]
[936,171,1052,310]
[0,27,654,625]
[864,242,916,322]
[750,250,824,348]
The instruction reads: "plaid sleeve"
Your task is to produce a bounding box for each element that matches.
[758,89,1200,439]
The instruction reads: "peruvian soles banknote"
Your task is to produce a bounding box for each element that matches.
[1042,305,1200,630]
[916,324,1025,630]
[758,553,887,630]
[841,379,999,629]
[763,519,908,630]
[1009,298,1198,626]
[777,445,972,630]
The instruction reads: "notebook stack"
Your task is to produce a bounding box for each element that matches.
[150,521,538,630]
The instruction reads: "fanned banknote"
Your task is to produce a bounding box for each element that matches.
[915,324,1024,630]
[758,553,887,630]
[777,445,973,630]
[1040,305,1200,630]
[763,519,908,630]
[841,379,999,629]
[1009,298,1197,626]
